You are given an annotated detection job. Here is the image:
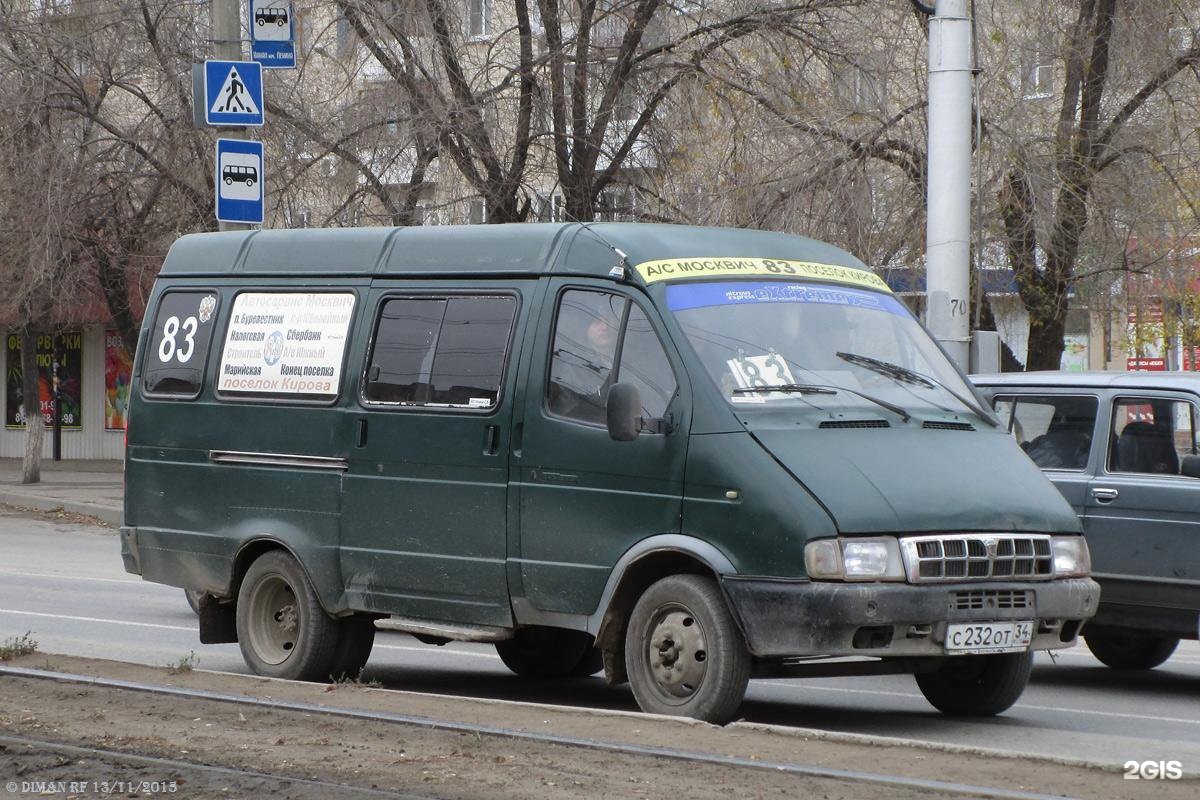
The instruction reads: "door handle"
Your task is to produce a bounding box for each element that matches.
[1091,487,1119,502]
[355,419,368,448]
[483,425,499,456]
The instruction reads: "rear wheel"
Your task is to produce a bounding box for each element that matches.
[236,551,340,681]
[1084,632,1179,670]
[624,574,750,724]
[915,652,1032,716]
[495,627,598,678]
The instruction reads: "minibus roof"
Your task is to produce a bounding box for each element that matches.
[159,222,871,280]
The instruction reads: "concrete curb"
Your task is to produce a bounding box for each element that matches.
[0,490,122,526]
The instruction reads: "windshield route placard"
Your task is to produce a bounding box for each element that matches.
[634,257,891,292]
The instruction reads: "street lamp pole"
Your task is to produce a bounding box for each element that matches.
[924,0,974,370]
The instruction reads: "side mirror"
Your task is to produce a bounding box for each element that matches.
[606,383,641,442]
[1181,454,1200,479]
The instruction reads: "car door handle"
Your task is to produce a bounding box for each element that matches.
[1091,487,1119,502]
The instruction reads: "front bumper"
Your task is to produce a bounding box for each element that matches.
[721,576,1100,658]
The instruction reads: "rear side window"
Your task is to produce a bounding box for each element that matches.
[1109,397,1198,475]
[364,295,516,410]
[994,394,1097,470]
[143,291,220,397]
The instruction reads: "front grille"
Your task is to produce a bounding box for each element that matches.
[819,420,890,429]
[901,534,1054,583]
[923,421,975,431]
[952,589,1034,611]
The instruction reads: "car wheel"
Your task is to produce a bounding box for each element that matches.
[236,550,340,681]
[1084,633,1179,670]
[915,652,1032,716]
[624,574,750,724]
[495,627,596,678]
[224,177,233,185]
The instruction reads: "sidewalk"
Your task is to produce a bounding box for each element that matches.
[0,459,123,526]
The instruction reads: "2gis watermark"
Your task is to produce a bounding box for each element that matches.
[1123,760,1183,780]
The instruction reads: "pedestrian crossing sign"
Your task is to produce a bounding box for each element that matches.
[204,60,264,127]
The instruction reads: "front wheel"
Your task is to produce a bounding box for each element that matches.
[236,551,341,681]
[1085,633,1179,670]
[624,574,750,724]
[915,652,1032,716]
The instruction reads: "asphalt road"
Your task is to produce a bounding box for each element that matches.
[2,508,1198,774]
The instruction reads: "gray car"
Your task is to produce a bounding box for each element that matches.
[974,371,1199,670]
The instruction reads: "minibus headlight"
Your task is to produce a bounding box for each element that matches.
[1052,536,1091,578]
[804,538,905,581]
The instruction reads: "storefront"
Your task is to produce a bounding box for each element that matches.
[0,326,131,460]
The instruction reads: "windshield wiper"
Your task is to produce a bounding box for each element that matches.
[835,351,999,427]
[732,383,836,395]
[836,351,934,388]
[733,382,910,423]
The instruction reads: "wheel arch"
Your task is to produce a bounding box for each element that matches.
[228,536,342,616]
[588,535,737,653]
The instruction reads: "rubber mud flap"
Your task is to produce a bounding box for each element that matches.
[198,595,238,644]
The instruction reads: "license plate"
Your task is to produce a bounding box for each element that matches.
[945,621,1034,655]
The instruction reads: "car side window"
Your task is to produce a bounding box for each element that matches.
[994,394,1096,470]
[618,305,677,419]
[547,290,677,427]
[547,290,624,425]
[1109,397,1197,476]
[364,295,516,409]
[143,291,220,397]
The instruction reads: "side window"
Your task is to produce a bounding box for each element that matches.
[547,290,676,427]
[143,291,219,397]
[619,305,677,419]
[547,290,623,425]
[1109,397,1197,475]
[998,394,1096,470]
[364,295,516,410]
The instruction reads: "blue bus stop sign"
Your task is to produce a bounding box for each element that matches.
[204,61,264,127]
[215,139,264,224]
[249,1,296,69]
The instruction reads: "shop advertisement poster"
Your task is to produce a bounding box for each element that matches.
[5,332,83,429]
[217,292,356,396]
[105,330,133,430]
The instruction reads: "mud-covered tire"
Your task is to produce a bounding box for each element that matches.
[328,615,376,680]
[236,551,340,681]
[495,627,596,678]
[624,574,750,724]
[915,652,1032,716]
[185,589,203,615]
[1085,633,1179,670]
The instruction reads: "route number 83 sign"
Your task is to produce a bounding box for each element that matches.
[142,292,219,397]
[726,351,796,396]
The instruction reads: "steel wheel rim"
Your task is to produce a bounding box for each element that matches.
[643,602,708,704]
[246,574,299,665]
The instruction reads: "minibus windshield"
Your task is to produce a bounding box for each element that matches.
[666,280,984,420]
